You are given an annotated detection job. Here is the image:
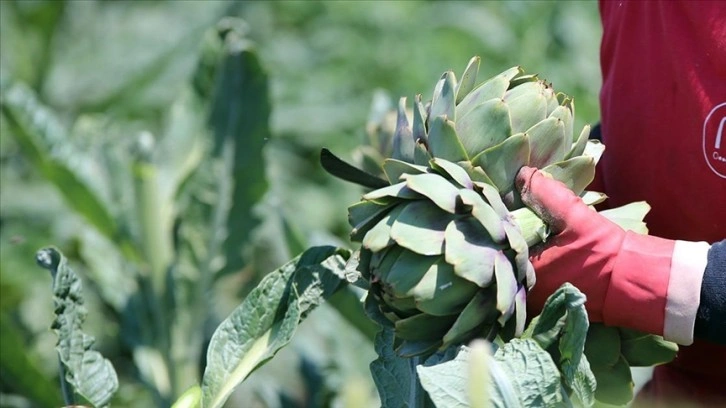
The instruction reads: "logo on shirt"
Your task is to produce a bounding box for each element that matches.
[703,102,726,179]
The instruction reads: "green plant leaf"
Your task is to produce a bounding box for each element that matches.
[200,246,350,408]
[370,328,433,408]
[35,247,118,408]
[524,283,592,402]
[456,99,512,157]
[0,313,62,408]
[417,341,548,408]
[206,24,272,276]
[171,385,202,408]
[1,82,131,256]
[493,339,563,407]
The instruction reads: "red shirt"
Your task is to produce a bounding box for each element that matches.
[598,0,725,404]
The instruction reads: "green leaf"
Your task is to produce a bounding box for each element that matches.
[618,328,677,367]
[207,31,271,276]
[526,283,589,392]
[410,261,478,317]
[363,182,421,201]
[527,117,567,168]
[403,173,461,214]
[413,94,428,144]
[566,125,591,159]
[200,246,349,408]
[591,356,634,406]
[444,218,499,287]
[1,82,127,254]
[547,104,574,147]
[456,66,521,119]
[327,286,380,342]
[430,158,474,189]
[0,313,63,408]
[584,324,621,368]
[418,340,561,408]
[392,97,415,162]
[455,56,481,104]
[458,189,507,243]
[493,251,517,322]
[505,92,548,134]
[471,133,530,196]
[428,115,469,163]
[362,205,404,252]
[171,385,202,408]
[395,313,457,342]
[493,339,563,407]
[541,156,595,196]
[383,158,428,184]
[321,148,390,189]
[349,200,395,242]
[599,202,651,234]
[430,71,457,121]
[441,290,498,348]
[390,201,452,256]
[35,247,118,408]
[456,99,512,157]
[371,328,432,408]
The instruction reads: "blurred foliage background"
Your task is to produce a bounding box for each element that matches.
[0,1,602,407]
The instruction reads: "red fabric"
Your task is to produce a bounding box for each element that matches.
[598,0,726,404]
[603,232,674,334]
[516,167,674,333]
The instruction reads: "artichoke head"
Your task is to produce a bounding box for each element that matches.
[323,57,606,357]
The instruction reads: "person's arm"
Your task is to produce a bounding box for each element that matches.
[516,166,726,345]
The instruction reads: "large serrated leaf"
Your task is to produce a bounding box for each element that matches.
[526,283,589,392]
[493,339,563,407]
[200,246,349,408]
[371,328,433,408]
[35,248,118,408]
[207,37,271,276]
[417,343,522,408]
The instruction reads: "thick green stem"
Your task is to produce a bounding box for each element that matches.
[132,132,176,400]
[509,207,548,247]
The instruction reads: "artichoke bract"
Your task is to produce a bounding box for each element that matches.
[323,56,604,357]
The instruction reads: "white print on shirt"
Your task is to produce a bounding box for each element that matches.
[703,102,726,179]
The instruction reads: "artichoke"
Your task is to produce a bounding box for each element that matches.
[322,57,611,357]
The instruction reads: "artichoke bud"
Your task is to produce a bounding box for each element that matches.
[331,57,608,356]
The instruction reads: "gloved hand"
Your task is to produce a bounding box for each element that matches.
[515,166,708,343]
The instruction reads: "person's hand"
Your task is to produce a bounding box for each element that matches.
[514,166,698,341]
[515,166,625,320]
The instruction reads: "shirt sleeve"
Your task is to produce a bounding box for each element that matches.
[694,240,726,345]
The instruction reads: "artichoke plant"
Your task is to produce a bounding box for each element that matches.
[322,57,622,357]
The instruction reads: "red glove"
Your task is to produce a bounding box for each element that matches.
[515,167,709,344]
